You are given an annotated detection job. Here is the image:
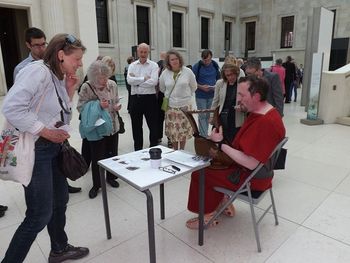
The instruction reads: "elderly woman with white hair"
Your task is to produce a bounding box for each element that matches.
[77,60,121,198]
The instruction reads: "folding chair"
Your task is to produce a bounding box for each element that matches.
[206,137,288,252]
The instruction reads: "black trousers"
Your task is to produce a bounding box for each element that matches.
[157,91,165,140]
[284,79,293,102]
[81,138,91,167]
[89,133,119,189]
[129,94,159,150]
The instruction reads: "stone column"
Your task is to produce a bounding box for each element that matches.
[40,0,64,40]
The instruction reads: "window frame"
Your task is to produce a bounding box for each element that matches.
[245,21,256,52]
[280,15,295,49]
[136,5,151,45]
[198,8,214,51]
[95,0,111,44]
[172,11,183,48]
[168,2,188,50]
[132,1,154,47]
[200,16,210,50]
[240,15,259,54]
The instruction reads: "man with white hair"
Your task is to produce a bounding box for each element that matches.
[127,43,159,150]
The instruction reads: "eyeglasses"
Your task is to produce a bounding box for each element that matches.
[159,166,176,174]
[30,42,47,48]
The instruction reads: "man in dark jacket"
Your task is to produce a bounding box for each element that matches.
[245,57,284,116]
[282,56,296,103]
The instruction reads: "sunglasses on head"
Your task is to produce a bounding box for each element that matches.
[64,34,81,47]
[65,34,77,45]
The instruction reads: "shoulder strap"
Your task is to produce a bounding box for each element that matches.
[167,73,181,99]
[195,61,202,81]
[85,82,99,99]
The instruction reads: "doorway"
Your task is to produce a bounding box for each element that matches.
[329,38,349,71]
[0,7,28,90]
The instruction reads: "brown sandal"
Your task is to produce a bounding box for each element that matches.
[186,214,219,230]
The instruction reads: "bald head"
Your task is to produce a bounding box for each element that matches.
[159,51,166,60]
[137,43,150,63]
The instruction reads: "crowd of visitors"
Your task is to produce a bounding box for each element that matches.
[0,24,299,262]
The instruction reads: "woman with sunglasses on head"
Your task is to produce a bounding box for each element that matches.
[1,34,89,263]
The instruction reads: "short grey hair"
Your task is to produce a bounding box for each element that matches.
[87,60,111,86]
[246,57,262,70]
[137,43,149,51]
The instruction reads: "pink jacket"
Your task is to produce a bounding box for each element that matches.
[270,65,286,95]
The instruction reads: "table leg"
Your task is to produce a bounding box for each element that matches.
[198,168,205,246]
[143,189,156,263]
[100,166,111,239]
[160,184,165,220]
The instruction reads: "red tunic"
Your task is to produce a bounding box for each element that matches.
[187,108,286,214]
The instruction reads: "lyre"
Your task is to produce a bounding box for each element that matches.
[182,107,233,169]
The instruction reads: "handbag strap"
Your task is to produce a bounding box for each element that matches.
[167,72,181,99]
[47,68,71,122]
[85,82,99,99]
[86,81,122,118]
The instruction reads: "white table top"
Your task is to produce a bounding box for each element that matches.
[98,146,210,191]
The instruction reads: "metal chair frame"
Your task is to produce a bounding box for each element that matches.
[205,137,288,252]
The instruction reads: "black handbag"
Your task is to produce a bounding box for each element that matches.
[59,140,88,181]
[117,112,125,134]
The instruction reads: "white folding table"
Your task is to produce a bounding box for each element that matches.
[98,146,209,263]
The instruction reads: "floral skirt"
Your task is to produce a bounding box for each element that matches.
[165,107,193,142]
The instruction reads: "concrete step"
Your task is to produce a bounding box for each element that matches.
[336,116,350,126]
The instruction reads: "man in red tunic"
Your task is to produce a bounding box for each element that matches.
[186,75,286,229]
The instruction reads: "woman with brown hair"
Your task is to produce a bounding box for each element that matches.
[1,34,89,262]
[210,62,245,143]
[159,49,197,150]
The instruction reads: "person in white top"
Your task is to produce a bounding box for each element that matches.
[159,49,197,150]
[2,33,89,263]
[127,43,159,150]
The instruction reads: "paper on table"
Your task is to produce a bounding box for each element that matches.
[164,150,209,167]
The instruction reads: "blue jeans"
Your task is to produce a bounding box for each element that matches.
[289,81,298,102]
[2,142,69,263]
[196,97,213,137]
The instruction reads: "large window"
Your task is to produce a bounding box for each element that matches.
[136,5,150,44]
[245,21,256,51]
[95,0,109,43]
[224,21,232,51]
[172,12,183,48]
[201,17,209,49]
[280,16,294,48]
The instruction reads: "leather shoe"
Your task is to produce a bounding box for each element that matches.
[68,185,82,194]
[0,205,8,212]
[0,210,4,218]
[89,187,99,199]
[48,244,89,263]
[107,178,119,188]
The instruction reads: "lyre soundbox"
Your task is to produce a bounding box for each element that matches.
[182,108,233,169]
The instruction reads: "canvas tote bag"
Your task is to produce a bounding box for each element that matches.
[0,90,47,186]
